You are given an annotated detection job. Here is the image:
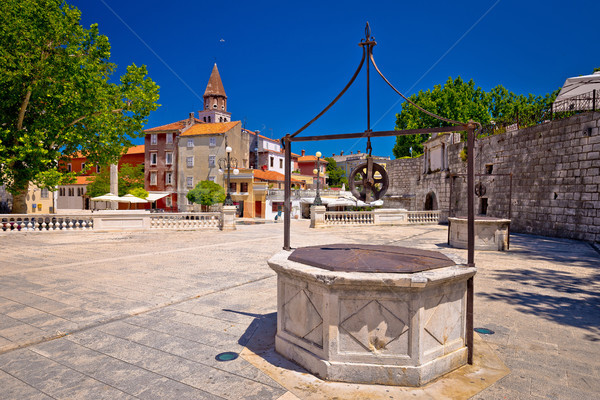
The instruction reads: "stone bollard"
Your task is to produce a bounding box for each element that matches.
[310,205,326,228]
[221,205,237,231]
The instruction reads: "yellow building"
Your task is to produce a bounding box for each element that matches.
[24,183,55,214]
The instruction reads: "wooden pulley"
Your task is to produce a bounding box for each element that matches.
[349,157,389,203]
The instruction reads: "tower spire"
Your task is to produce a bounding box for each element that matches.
[198,64,231,123]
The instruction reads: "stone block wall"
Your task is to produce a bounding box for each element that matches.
[449,112,600,242]
[386,112,600,242]
[385,157,421,209]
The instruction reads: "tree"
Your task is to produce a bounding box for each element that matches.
[128,187,148,199]
[0,0,160,212]
[187,181,226,211]
[392,77,557,158]
[324,157,348,188]
[86,163,145,198]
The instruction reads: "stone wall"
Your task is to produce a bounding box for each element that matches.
[386,157,421,209]
[386,112,600,242]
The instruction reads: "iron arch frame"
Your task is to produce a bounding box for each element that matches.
[280,23,479,364]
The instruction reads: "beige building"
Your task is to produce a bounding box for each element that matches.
[177,121,250,210]
[24,183,55,214]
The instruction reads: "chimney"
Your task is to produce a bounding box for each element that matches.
[301,150,305,156]
[340,151,344,156]
[188,112,195,125]
[357,150,360,154]
[332,153,335,157]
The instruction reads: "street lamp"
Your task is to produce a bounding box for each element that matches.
[218,136,239,206]
[313,151,322,206]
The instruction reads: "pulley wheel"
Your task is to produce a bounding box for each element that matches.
[349,161,389,202]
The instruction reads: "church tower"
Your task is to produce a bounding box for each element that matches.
[198,64,232,123]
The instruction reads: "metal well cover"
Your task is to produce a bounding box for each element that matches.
[288,244,456,273]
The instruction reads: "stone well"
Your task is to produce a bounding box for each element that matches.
[268,244,476,387]
[448,216,510,251]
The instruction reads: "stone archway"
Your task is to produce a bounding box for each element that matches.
[424,191,438,210]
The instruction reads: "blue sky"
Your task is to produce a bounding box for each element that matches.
[71,0,600,159]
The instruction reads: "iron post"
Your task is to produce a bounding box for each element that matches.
[466,122,475,365]
[313,152,323,206]
[283,135,291,250]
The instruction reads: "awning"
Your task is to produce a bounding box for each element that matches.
[90,193,120,202]
[555,71,600,102]
[146,192,170,202]
[120,194,148,203]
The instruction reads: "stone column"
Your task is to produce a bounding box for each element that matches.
[310,205,326,228]
[109,164,118,210]
[221,205,237,231]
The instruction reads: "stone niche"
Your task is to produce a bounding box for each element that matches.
[448,217,510,251]
[268,248,476,387]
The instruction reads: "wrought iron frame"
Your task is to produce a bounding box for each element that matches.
[281,23,478,364]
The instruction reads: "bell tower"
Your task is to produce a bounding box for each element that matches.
[198,64,232,123]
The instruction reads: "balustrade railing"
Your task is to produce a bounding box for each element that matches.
[149,212,221,229]
[0,214,94,232]
[407,211,440,224]
[324,211,374,225]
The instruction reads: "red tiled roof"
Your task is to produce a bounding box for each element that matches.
[145,118,203,132]
[125,144,145,155]
[252,169,302,183]
[298,156,329,163]
[242,129,280,143]
[180,121,240,136]
[72,176,95,185]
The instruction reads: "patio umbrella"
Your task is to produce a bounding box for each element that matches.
[90,192,120,201]
[119,194,148,210]
[553,71,600,111]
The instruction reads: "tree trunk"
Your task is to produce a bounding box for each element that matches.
[11,190,28,214]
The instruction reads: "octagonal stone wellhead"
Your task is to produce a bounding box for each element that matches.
[268,244,476,387]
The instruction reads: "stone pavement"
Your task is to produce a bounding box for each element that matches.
[0,221,598,399]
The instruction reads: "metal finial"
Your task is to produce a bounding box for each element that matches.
[365,22,371,41]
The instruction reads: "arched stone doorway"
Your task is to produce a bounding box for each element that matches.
[424,192,438,210]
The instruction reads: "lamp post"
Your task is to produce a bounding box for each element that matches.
[313,151,323,206]
[218,136,239,206]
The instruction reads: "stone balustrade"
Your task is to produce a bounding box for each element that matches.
[149,213,221,230]
[0,214,94,232]
[311,207,441,228]
[0,211,228,233]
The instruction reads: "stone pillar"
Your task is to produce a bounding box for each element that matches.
[310,205,326,228]
[221,205,237,231]
[109,164,118,210]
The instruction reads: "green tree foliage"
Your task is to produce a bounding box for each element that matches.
[594,67,600,73]
[392,77,557,158]
[128,187,148,199]
[86,163,145,198]
[0,0,160,212]
[186,181,226,210]
[324,157,348,188]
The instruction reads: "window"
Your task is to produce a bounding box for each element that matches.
[208,176,215,182]
[67,163,72,172]
[59,188,65,196]
[208,155,215,167]
[165,152,173,165]
[208,116,211,123]
[187,176,193,187]
[165,197,172,207]
[68,188,74,196]
[166,133,173,144]
[150,152,157,166]
[187,138,194,148]
[279,159,283,169]
[150,171,157,185]
[186,156,194,167]
[229,182,237,193]
[41,188,49,198]
[81,163,86,172]
[270,157,274,168]
[151,134,157,145]
[240,182,248,193]
[209,137,216,147]
[486,164,494,175]
[165,172,173,185]
[96,165,101,173]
